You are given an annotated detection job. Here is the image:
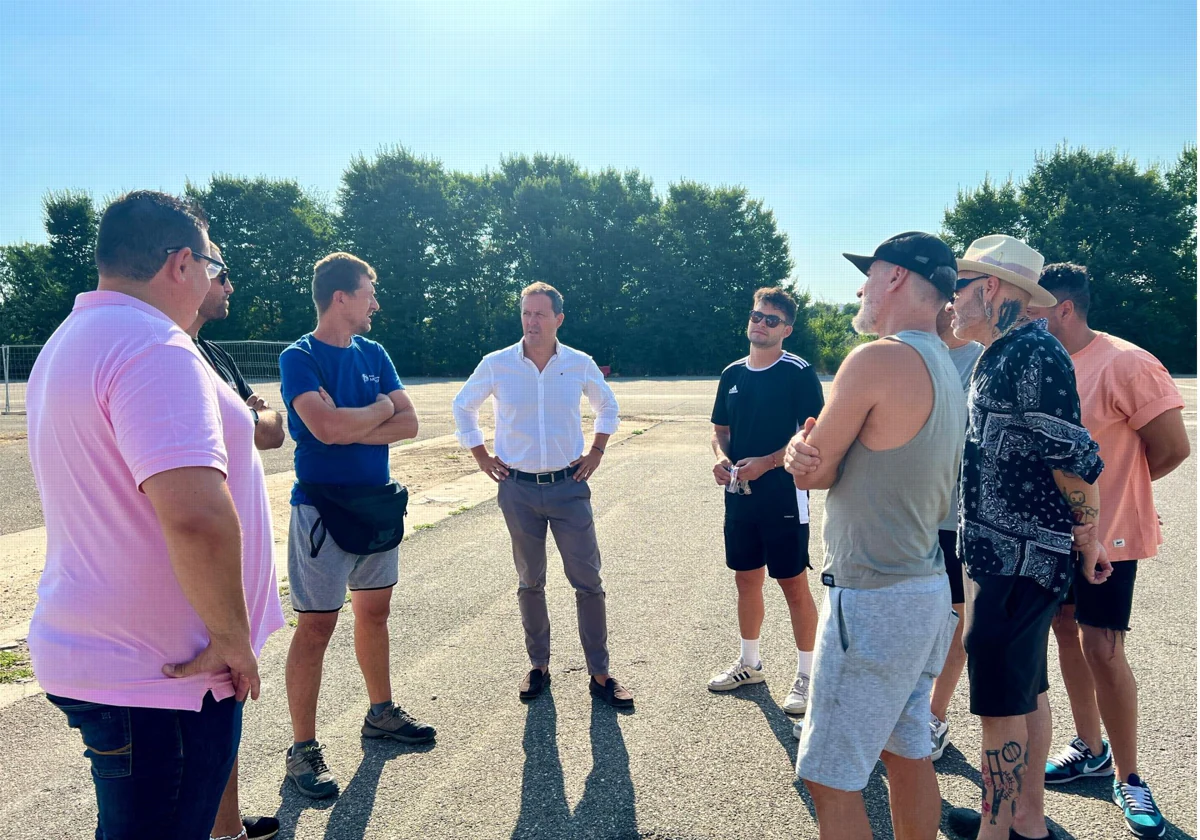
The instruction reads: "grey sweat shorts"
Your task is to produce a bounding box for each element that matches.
[797,574,958,792]
[287,503,399,613]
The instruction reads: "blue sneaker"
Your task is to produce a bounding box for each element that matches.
[1113,774,1166,838]
[1045,735,1114,783]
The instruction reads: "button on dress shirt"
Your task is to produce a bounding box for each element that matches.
[453,340,620,473]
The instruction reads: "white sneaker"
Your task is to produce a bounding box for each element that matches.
[782,674,810,715]
[930,713,950,761]
[707,658,766,692]
[792,718,804,740]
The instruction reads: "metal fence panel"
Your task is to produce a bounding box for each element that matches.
[1,340,289,414]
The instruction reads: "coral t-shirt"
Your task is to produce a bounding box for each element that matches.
[1072,332,1184,562]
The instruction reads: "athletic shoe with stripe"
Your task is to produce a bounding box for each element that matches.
[1045,736,1114,783]
[707,658,766,692]
[930,713,950,761]
[1113,774,1166,838]
[781,674,810,715]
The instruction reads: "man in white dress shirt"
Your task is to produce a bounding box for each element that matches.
[452,282,632,707]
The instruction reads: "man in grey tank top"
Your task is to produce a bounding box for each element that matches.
[782,232,964,840]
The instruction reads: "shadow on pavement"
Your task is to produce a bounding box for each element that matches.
[272,737,435,839]
[511,687,638,840]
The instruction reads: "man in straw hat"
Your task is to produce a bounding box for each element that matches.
[783,231,965,839]
[944,235,1112,840]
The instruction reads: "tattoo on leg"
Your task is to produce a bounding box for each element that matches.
[982,740,1027,825]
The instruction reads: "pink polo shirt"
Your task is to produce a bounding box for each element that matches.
[26,291,283,711]
[1072,332,1185,563]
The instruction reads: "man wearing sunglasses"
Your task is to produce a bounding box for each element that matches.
[26,191,283,839]
[184,243,283,839]
[941,236,1110,840]
[782,232,966,840]
[707,288,823,721]
[187,244,286,454]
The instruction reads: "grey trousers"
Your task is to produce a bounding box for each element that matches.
[496,475,609,676]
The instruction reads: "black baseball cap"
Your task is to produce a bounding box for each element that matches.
[843,231,958,301]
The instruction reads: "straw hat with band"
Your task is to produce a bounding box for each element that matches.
[956,235,1057,307]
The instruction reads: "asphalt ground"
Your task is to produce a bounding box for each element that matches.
[0,378,722,535]
[0,380,1195,839]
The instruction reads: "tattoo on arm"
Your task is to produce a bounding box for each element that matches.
[982,740,1027,825]
[1067,490,1099,524]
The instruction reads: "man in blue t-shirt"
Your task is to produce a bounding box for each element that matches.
[278,252,434,800]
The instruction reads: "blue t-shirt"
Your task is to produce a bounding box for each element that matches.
[279,334,404,506]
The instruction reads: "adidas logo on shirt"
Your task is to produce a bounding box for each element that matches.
[728,385,739,394]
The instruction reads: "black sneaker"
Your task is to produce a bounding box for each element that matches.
[945,807,980,839]
[242,815,280,840]
[362,702,437,743]
[285,742,339,799]
[1045,736,1114,784]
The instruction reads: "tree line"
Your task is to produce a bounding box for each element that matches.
[0,145,1193,376]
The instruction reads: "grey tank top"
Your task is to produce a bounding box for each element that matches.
[821,330,967,589]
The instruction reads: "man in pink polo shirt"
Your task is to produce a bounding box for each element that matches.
[1030,263,1190,838]
[26,191,283,840]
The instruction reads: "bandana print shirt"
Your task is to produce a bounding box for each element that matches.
[959,320,1103,595]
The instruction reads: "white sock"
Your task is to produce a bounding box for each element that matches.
[740,638,761,668]
[797,649,813,678]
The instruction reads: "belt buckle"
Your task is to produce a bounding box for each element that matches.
[536,472,553,485]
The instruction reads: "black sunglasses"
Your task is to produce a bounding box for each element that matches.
[749,310,790,328]
[954,274,991,292]
[165,247,227,280]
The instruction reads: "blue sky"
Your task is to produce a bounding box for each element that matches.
[1,0,1195,303]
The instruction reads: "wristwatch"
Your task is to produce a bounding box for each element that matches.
[250,408,260,425]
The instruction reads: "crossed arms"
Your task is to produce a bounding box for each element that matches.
[292,387,419,446]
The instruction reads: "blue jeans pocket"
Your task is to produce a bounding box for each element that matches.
[46,694,133,779]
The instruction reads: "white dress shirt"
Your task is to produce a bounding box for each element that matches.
[453,340,620,473]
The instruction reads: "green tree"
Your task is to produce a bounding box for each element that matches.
[187,176,339,342]
[943,146,1196,372]
[647,181,792,374]
[0,243,54,344]
[941,177,1023,254]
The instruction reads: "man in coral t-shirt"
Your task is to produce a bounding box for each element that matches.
[1029,264,1190,838]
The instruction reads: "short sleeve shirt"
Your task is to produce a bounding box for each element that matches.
[711,352,825,523]
[960,320,1103,595]
[195,337,253,402]
[280,334,403,505]
[26,292,282,710]
[1072,333,1184,561]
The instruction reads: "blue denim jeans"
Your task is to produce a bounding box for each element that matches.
[47,691,242,840]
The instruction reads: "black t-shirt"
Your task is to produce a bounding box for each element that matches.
[195,337,253,402]
[711,352,825,522]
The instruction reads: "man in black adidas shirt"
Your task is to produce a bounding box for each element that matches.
[707,287,825,718]
[185,243,285,840]
[186,243,286,454]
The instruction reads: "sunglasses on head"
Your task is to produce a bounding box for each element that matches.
[749,310,789,328]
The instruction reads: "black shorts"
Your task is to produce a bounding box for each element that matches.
[938,529,966,605]
[1062,559,1138,633]
[724,518,811,580]
[963,574,1063,717]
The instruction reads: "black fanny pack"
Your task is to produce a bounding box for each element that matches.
[299,480,409,557]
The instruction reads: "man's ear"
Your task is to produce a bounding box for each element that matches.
[1060,299,1075,321]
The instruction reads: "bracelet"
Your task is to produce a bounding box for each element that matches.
[592,445,605,455]
[211,830,247,840]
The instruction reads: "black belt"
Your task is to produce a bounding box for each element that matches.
[512,465,578,484]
